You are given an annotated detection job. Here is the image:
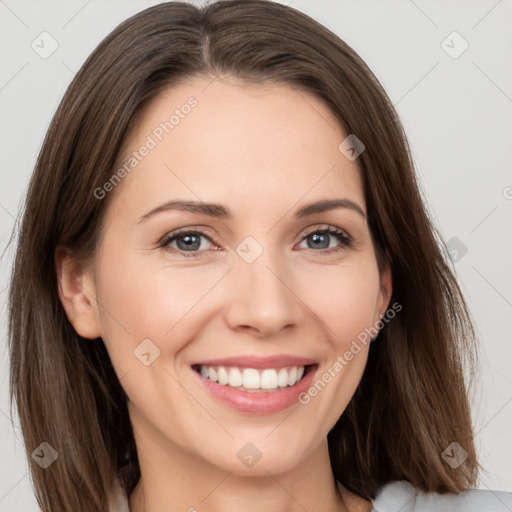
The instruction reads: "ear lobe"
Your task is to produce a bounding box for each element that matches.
[55,247,102,339]
[377,261,393,319]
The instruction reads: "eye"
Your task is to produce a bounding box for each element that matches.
[296,226,352,253]
[159,229,216,257]
[159,225,352,258]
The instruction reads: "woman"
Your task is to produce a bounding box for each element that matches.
[8,1,512,511]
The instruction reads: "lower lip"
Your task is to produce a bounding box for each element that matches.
[193,366,317,415]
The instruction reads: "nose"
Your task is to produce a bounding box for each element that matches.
[222,255,303,338]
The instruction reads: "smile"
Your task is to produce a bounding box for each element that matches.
[194,365,306,392]
[191,355,318,414]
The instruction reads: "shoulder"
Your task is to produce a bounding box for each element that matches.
[371,480,512,512]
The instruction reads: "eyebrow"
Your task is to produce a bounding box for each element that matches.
[138,198,366,223]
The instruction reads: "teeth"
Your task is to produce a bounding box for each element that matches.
[261,369,278,389]
[243,368,260,389]
[208,367,217,382]
[217,367,229,386]
[287,367,297,386]
[228,368,243,387]
[278,368,288,387]
[196,365,306,390]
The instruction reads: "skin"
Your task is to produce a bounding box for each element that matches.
[57,76,391,512]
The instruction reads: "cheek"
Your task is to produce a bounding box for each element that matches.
[293,263,380,431]
[93,249,229,369]
[303,261,382,347]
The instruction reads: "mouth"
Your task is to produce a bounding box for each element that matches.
[192,364,312,392]
[191,356,318,414]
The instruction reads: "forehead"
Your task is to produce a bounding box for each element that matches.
[107,76,365,221]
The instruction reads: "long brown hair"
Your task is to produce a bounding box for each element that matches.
[8,1,478,510]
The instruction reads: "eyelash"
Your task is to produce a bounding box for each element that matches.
[158,225,353,258]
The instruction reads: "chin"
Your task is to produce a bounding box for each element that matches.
[193,431,318,478]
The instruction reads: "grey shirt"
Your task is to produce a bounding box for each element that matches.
[372,480,512,511]
[112,480,512,511]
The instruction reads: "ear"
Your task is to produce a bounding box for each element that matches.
[375,260,393,322]
[55,246,102,339]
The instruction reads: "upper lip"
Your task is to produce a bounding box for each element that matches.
[192,354,317,369]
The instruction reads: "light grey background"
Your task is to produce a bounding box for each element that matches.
[1,0,511,510]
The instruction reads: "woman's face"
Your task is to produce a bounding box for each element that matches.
[76,77,391,476]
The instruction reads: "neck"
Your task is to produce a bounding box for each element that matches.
[127,411,371,512]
